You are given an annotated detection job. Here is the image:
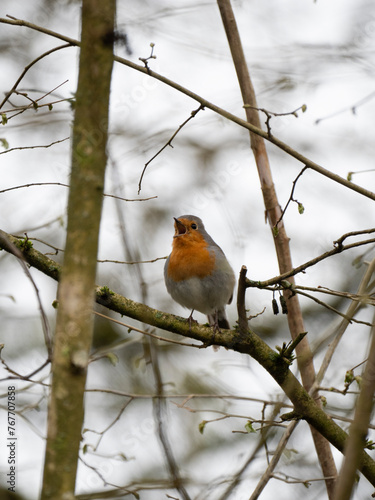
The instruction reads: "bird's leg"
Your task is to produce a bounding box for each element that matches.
[187,309,198,330]
[212,311,220,342]
[207,311,221,344]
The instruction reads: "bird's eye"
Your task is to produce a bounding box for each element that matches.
[191,223,197,230]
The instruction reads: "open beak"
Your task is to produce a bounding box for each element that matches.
[173,217,187,237]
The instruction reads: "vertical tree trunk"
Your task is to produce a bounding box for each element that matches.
[217,1,337,497]
[333,309,375,500]
[41,1,115,498]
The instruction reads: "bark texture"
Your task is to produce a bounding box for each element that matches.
[41,1,115,498]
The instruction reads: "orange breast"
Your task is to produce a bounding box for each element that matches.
[167,235,216,282]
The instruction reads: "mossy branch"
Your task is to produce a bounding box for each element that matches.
[2,228,375,486]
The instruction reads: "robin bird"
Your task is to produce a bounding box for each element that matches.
[164,215,235,333]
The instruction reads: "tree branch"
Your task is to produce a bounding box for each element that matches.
[217,0,337,495]
[1,16,375,201]
[138,104,204,194]
[245,229,375,288]
[0,182,157,201]
[312,258,375,396]
[0,43,71,110]
[2,229,375,487]
[333,307,375,500]
[249,420,300,500]
[0,137,69,155]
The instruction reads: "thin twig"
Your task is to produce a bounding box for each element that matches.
[249,420,299,500]
[246,229,375,288]
[311,258,375,395]
[347,168,375,182]
[296,284,375,304]
[272,472,337,486]
[103,192,157,202]
[291,288,373,326]
[0,182,156,202]
[149,336,192,500]
[0,357,50,384]
[282,332,308,359]
[85,398,134,451]
[315,90,375,125]
[244,103,306,137]
[19,236,64,255]
[92,311,201,349]
[98,256,166,264]
[217,399,286,500]
[2,98,70,121]
[2,80,70,121]
[85,388,294,408]
[79,456,135,494]
[275,166,308,228]
[0,47,70,109]
[0,137,69,154]
[1,15,375,201]
[173,400,280,424]
[0,231,52,357]
[2,97,68,114]
[138,104,204,194]
[138,42,156,72]
[334,228,375,249]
